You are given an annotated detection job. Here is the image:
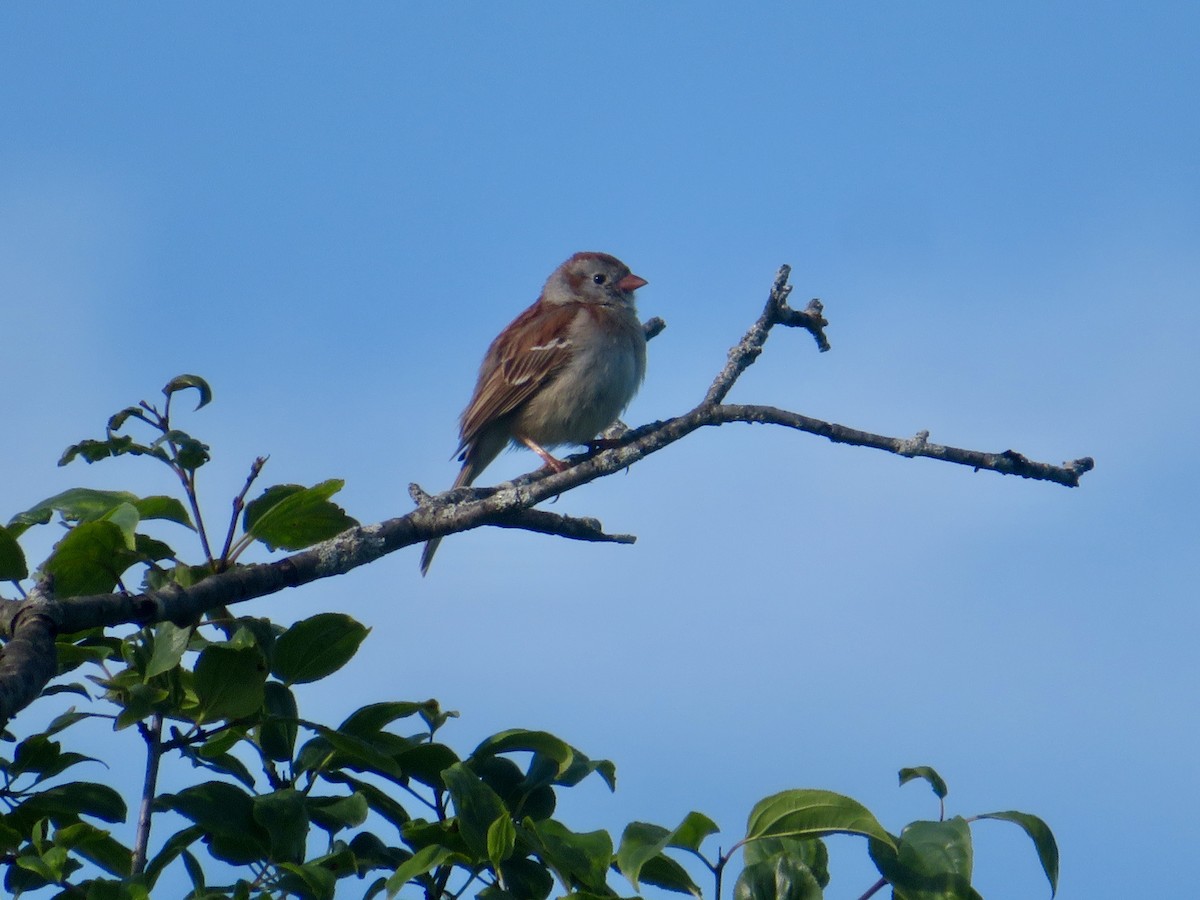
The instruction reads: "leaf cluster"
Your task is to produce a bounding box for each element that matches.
[2,375,357,597]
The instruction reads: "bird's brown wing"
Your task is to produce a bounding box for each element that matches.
[456,301,580,457]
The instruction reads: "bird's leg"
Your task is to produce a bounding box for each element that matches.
[518,435,569,473]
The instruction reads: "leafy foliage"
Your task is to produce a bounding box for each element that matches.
[0,378,1059,898]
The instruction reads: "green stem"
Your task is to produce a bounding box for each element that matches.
[220,456,267,565]
[131,713,164,875]
[858,876,889,899]
[184,468,215,565]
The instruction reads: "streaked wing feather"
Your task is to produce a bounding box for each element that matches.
[457,302,579,453]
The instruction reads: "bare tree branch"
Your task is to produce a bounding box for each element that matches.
[490,509,636,544]
[704,406,1094,487]
[705,264,828,406]
[0,582,61,728]
[642,316,667,341]
[0,265,1093,727]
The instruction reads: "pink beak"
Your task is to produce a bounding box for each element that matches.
[618,273,648,292]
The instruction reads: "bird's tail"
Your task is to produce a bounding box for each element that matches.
[419,462,476,576]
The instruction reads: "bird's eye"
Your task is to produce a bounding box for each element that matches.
[592,273,607,285]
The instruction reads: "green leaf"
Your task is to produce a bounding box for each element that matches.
[10,487,132,529]
[198,726,245,758]
[154,430,210,470]
[11,734,63,775]
[192,645,267,723]
[45,710,94,739]
[557,754,616,792]
[396,742,461,791]
[15,851,63,884]
[869,818,979,900]
[308,845,358,879]
[104,502,140,549]
[637,852,704,897]
[272,613,369,685]
[85,881,152,900]
[442,762,510,861]
[669,810,720,853]
[487,813,517,871]
[478,730,614,799]
[385,844,457,898]
[496,856,555,900]
[9,489,192,533]
[213,622,261,653]
[145,622,192,679]
[163,374,213,410]
[43,520,139,597]
[522,817,612,893]
[148,562,213,592]
[142,825,205,888]
[617,813,720,892]
[243,484,302,532]
[258,681,299,762]
[40,683,91,700]
[734,855,823,900]
[0,524,28,580]
[55,821,133,878]
[155,781,268,865]
[745,789,895,851]
[243,480,358,551]
[417,700,459,733]
[275,862,337,900]
[320,773,412,832]
[176,740,257,790]
[347,832,405,877]
[107,405,149,432]
[974,811,1058,896]
[252,789,308,864]
[131,495,195,529]
[903,818,972,879]
[297,725,409,785]
[616,822,671,890]
[743,836,829,889]
[900,767,949,800]
[472,756,524,808]
[339,700,437,738]
[0,820,22,853]
[471,730,575,778]
[242,484,302,533]
[134,533,176,565]
[114,682,170,730]
[182,849,205,893]
[57,434,160,467]
[10,734,101,785]
[306,791,370,833]
[55,638,117,674]
[10,781,127,827]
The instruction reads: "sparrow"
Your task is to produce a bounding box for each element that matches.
[420,251,648,574]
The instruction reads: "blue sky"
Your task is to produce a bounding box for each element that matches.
[2,3,1198,897]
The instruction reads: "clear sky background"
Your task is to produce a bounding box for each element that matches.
[2,3,1198,897]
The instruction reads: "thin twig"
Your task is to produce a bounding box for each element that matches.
[714,848,728,900]
[131,712,163,875]
[489,508,636,543]
[220,456,268,566]
[704,265,828,406]
[857,876,889,899]
[182,468,215,566]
